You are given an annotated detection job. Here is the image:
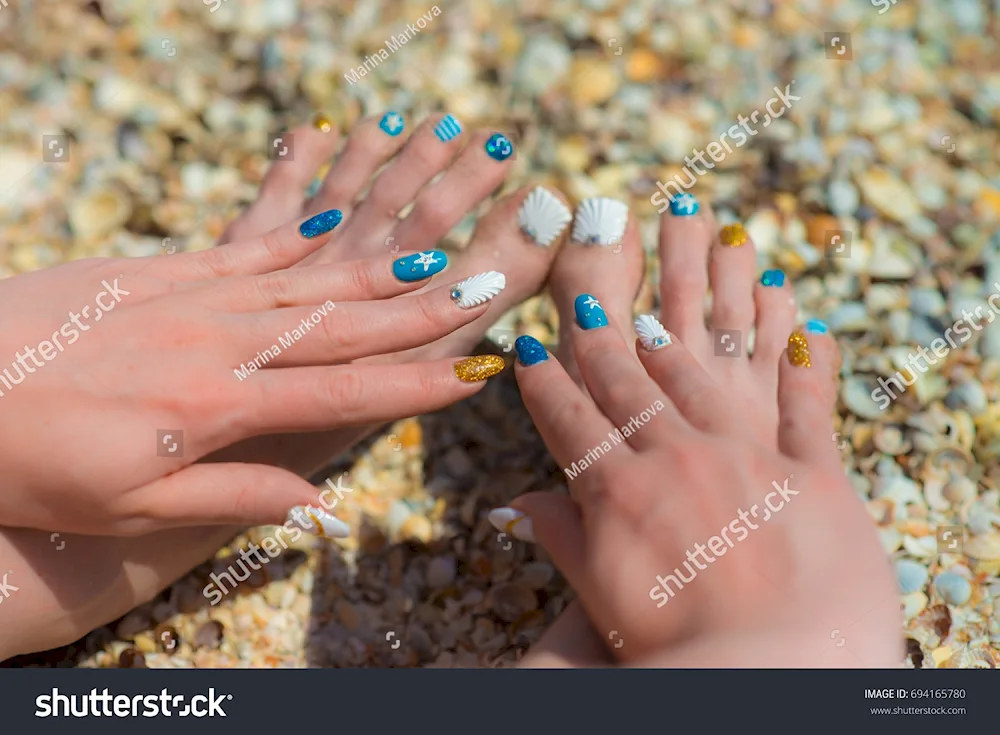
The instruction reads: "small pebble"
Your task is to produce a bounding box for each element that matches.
[192,620,225,649]
[934,572,973,606]
[895,559,929,594]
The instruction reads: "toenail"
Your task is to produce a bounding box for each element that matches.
[299,209,343,238]
[514,335,548,366]
[669,193,699,216]
[761,269,785,287]
[393,250,448,281]
[450,271,506,309]
[635,315,671,351]
[787,331,811,368]
[806,319,828,334]
[453,355,505,382]
[485,133,514,161]
[575,294,609,330]
[313,113,334,133]
[518,187,572,247]
[434,114,462,142]
[572,197,628,247]
[720,223,748,247]
[379,112,405,136]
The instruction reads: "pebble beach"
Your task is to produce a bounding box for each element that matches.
[2,0,1000,668]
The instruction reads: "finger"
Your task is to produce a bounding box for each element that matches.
[198,250,447,312]
[241,272,505,367]
[633,314,731,434]
[244,355,505,433]
[117,463,351,536]
[778,322,841,467]
[570,296,671,451]
[164,209,345,281]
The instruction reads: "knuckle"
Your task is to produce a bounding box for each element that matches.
[319,307,357,354]
[412,194,451,229]
[321,368,368,417]
[410,141,445,173]
[255,271,297,307]
[346,261,379,296]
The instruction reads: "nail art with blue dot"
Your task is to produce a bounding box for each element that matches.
[575,294,608,330]
[670,193,699,216]
[761,269,785,287]
[806,319,828,334]
[434,114,462,142]
[392,250,448,282]
[485,133,513,161]
[380,112,405,136]
[299,209,343,238]
[515,335,548,366]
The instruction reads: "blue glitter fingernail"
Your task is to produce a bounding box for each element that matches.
[379,112,405,136]
[485,133,514,161]
[299,209,343,238]
[761,269,785,287]
[669,193,699,216]
[575,294,608,330]
[806,319,828,334]
[515,335,548,366]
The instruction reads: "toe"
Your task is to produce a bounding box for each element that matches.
[751,268,798,378]
[708,220,757,365]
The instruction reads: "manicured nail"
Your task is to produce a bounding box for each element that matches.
[635,314,671,351]
[450,271,505,309]
[575,293,608,330]
[572,197,628,247]
[453,355,505,382]
[518,186,572,247]
[313,113,334,132]
[720,223,748,247]
[305,177,322,198]
[515,335,548,366]
[806,319,828,334]
[393,250,448,282]
[379,112,405,136]
[485,132,514,161]
[488,507,535,542]
[434,114,462,142]
[669,193,699,216]
[787,331,811,368]
[299,209,343,238]
[286,505,349,539]
[761,269,785,287]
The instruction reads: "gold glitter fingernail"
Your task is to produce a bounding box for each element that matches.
[788,331,811,368]
[720,223,748,247]
[313,113,333,132]
[454,355,505,382]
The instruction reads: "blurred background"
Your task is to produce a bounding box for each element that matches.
[1,0,999,668]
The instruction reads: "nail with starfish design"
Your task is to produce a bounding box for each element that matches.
[487,507,535,542]
[392,250,448,282]
[575,293,608,330]
[379,112,405,136]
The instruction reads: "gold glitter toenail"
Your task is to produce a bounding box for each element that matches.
[720,223,748,247]
[454,355,506,382]
[788,331,811,368]
[313,113,333,133]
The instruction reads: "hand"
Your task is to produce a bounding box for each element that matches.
[0,212,504,537]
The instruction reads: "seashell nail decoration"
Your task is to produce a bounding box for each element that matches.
[450,271,506,309]
[634,314,671,351]
[518,187,572,247]
[572,196,628,246]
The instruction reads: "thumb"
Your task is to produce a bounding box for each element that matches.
[116,463,351,537]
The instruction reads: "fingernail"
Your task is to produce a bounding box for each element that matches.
[787,331,811,368]
[454,355,506,382]
[572,197,629,247]
[434,114,462,142]
[379,111,405,136]
[515,335,548,366]
[720,223,748,247]
[299,209,343,238]
[305,177,322,198]
[313,113,334,133]
[575,293,608,330]
[669,193,699,216]
[518,186,572,247]
[286,505,350,539]
[806,318,828,334]
[393,250,448,282]
[761,269,785,287]
[485,132,514,161]
[635,314,671,351]
[450,271,506,309]
[488,507,535,542]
